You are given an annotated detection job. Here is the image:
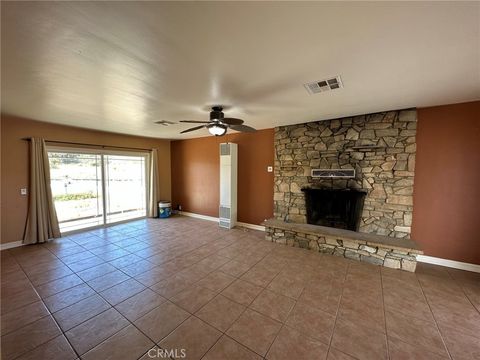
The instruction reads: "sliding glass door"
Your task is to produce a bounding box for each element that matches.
[48,148,148,232]
[104,154,147,224]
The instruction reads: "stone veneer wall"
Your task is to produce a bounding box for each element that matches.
[274,109,417,239]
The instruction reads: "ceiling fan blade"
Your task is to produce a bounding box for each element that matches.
[179,120,211,124]
[180,125,206,134]
[221,118,244,126]
[230,124,256,133]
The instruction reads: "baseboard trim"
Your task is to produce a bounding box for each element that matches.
[178,211,218,222]
[236,222,265,232]
[0,241,23,251]
[417,255,480,273]
[178,211,265,232]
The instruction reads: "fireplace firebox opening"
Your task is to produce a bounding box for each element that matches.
[302,188,366,231]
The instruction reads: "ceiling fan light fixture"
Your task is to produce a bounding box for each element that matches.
[208,123,227,136]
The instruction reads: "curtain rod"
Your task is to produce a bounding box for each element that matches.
[21,138,153,152]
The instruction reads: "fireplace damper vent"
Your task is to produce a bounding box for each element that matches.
[311,169,355,178]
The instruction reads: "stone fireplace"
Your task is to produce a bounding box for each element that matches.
[274,109,417,239]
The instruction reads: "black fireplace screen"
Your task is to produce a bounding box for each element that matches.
[302,188,366,231]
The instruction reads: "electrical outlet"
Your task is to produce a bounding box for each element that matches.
[267,166,273,172]
[20,188,27,195]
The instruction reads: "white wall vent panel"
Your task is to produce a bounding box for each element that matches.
[219,143,237,229]
[311,168,355,178]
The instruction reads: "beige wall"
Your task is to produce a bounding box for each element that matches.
[1,115,171,244]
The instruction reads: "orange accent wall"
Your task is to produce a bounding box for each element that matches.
[171,129,274,225]
[412,101,480,264]
[0,115,171,244]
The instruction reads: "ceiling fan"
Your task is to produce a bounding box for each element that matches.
[179,106,256,136]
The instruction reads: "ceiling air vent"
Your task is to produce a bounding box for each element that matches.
[154,120,175,126]
[304,76,343,94]
[311,169,355,178]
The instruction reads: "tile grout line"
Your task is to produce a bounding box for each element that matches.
[17,231,167,358]
[6,251,83,360]
[132,233,269,359]
[194,253,286,360]
[445,268,480,316]
[250,256,311,359]
[415,271,454,360]
[325,261,352,360]
[78,229,264,359]
[379,270,390,360]
[5,221,475,360]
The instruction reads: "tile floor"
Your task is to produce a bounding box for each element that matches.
[1,216,479,360]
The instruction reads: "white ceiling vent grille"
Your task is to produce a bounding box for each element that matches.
[154,120,175,126]
[304,76,343,94]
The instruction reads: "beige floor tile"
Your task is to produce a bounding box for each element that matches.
[218,260,253,277]
[285,303,335,344]
[203,335,262,360]
[388,337,449,360]
[327,348,357,360]
[267,273,306,299]
[196,270,236,292]
[134,301,190,342]
[171,285,217,313]
[267,326,329,360]
[221,279,263,306]
[86,270,130,292]
[99,277,145,305]
[249,289,295,323]
[13,335,77,360]
[150,273,194,299]
[226,309,282,356]
[65,308,129,354]
[82,324,154,360]
[53,294,111,331]
[2,217,477,360]
[1,301,49,335]
[115,288,166,321]
[331,319,388,360]
[438,323,480,360]
[1,316,61,360]
[196,294,246,332]
[43,282,96,313]
[386,309,449,357]
[159,316,222,360]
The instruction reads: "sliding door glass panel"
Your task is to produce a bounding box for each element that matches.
[48,152,104,232]
[104,154,147,224]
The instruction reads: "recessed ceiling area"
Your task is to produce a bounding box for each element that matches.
[1,1,479,139]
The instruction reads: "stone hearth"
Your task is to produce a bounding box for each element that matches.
[263,219,423,272]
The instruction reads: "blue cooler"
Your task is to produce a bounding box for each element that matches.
[158,201,172,218]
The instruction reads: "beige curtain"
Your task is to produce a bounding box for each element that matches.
[24,138,61,244]
[147,148,159,217]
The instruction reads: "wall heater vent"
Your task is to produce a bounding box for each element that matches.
[219,143,237,229]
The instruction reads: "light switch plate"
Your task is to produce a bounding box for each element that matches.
[20,188,27,195]
[267,166,273,172]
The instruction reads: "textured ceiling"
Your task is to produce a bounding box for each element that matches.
[2,1,479,139]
